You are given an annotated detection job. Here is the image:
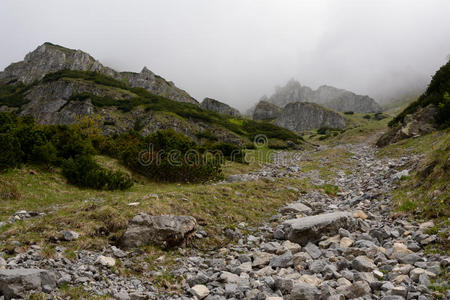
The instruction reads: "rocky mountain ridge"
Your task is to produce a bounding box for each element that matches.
[0,43,302,146]
[258,79,382,114]
[0,42,197,104]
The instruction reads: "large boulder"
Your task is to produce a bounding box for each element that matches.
[0,268,56,299]
[201,97,241,117]
[281,212,356,246]
[121,213,197,249]
[275,102,346,132]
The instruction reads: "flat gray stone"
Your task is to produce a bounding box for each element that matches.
[280,202,312,215]
[282,212,355,246]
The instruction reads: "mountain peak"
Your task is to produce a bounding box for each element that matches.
[0,43,197,104]
[265,80,381,113]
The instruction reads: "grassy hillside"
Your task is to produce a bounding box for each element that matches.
[303,112,391,145]
[389,60,450,129]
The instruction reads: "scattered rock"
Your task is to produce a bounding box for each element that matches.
[190,284,210,299]
[61,230,79,241]
[96,255,116,267]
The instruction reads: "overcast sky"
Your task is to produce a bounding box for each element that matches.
[1,0,450,110]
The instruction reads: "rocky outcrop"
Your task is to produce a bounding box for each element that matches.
[274,102,346,131]
[0,42,197,104]
[263,79,381,113]
[376,104,438,147]
[200,97,241,117]
[253,100,282,121]
[10,76,243,143]
[121,214,197,249]
[0,268,56,298]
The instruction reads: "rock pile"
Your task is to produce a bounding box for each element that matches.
[0,140,448,299]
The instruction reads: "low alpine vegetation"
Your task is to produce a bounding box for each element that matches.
[0,112,133,190]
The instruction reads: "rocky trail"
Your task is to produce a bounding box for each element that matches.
[1,139,449,300]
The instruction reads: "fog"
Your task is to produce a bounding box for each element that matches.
[1,0,450,110]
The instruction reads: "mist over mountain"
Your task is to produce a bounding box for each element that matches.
[1,0,450,111]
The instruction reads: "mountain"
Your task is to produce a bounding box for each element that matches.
[0,42,197,104]
[259,79,382,113]
[200,97,241,117]
[0,42,302,146]
[377,60,450,147]
[252,99,345,131]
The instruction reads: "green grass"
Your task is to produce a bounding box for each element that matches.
[304,112,391,145]
[0,157,309,261]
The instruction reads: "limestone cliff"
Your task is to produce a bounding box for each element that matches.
[0,42,197,104]
[274,102,346,131]
[253,101,281,121]
[200,97,241,117]
[263,79,381,113]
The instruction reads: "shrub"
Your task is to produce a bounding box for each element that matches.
[31,142,58,166]
[317,127,330,135]
[47,126,95,160]
[363,114,372,120]
[344,111,354,115]
[146,129,195,153]
[0,112,133,190]
[62,155,133,190]
[268,139,289,149]
[0,133,22,171]
[374,113,387,121]
[121,130,224,183]
[195,130,218,141]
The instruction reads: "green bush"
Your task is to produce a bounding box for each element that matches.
[0,133,23,171]
[0,83,31,107]
[267,139,289,149]
[121,130,224,183]
[344,111,354,115]
[0,112,132,190]
[31,142,58,166]
[146,129,195,153]
[62,155,133,190]
[195,130,218,141]
[363,114,371,120]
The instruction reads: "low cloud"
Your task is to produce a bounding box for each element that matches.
[1,0,449,110]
